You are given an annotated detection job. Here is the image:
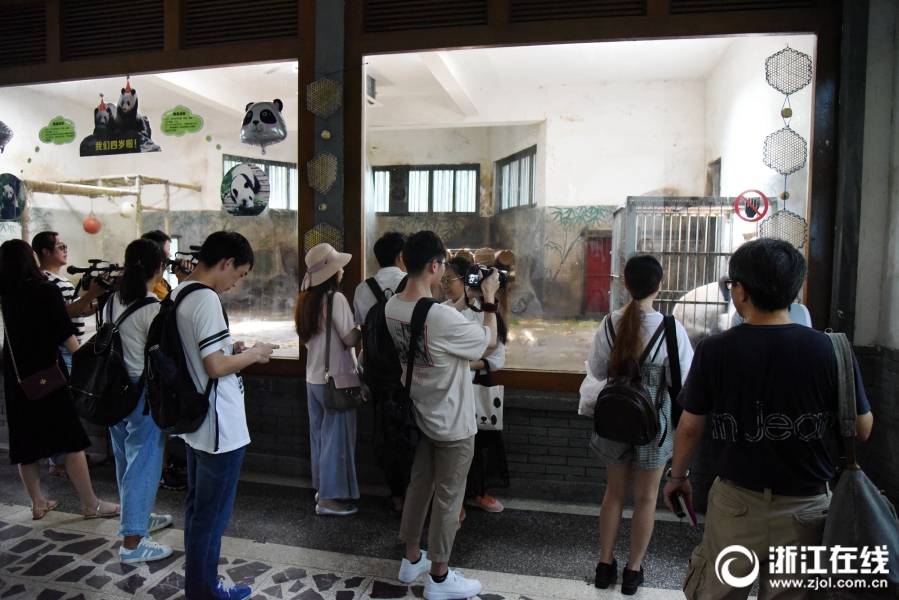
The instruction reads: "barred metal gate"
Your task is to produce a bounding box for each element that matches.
[611,197,737,347]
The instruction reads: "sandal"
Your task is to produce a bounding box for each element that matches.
[82,500,120,519]
[32,500,57,520]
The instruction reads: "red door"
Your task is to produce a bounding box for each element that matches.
[586,235,612,315]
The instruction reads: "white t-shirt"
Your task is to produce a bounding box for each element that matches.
[171,282,249,454]
[45,271,84,343]
[386,296,490,442]
[587,310,694,386]
[304,292,360,387]
[582,310,694,417]
[107,291,161,377]
[353,266,406,327]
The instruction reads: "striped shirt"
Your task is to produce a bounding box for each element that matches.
[45,271,84,343]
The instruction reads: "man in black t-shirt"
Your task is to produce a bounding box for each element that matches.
[664,238,873,599]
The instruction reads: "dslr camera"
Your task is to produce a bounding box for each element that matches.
[465,264,508,290]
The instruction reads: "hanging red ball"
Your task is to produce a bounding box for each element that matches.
[83,216,102,234]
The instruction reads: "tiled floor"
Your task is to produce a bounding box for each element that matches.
[0,501,694,600]
[0,448,734,599]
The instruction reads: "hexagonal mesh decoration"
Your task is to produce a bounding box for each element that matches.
[304,223,344,253]
[765,47,813,96]
[763,128,807,176]
[307,152,338,194]
[760,209,809,249]
[306,78,343,119]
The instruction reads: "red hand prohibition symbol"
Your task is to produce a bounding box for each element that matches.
[734,190,770,223]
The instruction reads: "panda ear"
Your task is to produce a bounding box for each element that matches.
[121,88,126,94]
[245,102,255,112]
[273,99,283,112]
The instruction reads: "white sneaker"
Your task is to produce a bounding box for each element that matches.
[398,550,431,583]
[423,569,482,600]
[147,513,173,533]
[119,537,174,564]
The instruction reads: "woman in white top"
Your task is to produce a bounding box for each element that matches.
[441,255,509,516]
[587,255,694,595]
[295,243,361,516]
[107,238,174,564]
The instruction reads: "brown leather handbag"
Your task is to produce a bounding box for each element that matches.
[1,304,67,401]
[322,292,365,411]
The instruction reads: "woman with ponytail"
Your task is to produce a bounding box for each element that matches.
[587,255,693,595]
[107,238,175,564]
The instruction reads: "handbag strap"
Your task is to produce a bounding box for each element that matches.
[0,302,23,383]
[664,315,682,399]
[110,295,159,328]
[826,331,860,470]
[325,292,334,379]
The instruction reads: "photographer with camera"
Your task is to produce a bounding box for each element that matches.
[386,231,498,600]
[141,230,193,300]
[32,232,107,362]
[32,231,109,477]
[441,254,509,519]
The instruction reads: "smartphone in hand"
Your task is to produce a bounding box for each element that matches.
[671,491,697,526]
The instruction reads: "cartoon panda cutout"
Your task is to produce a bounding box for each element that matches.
[93,94,116,138]
[221,163,269,217]
[240,99,287,155]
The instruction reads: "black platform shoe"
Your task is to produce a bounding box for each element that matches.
[621,564,644,596]
[594,558,618,589]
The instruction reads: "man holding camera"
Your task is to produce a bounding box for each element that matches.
[142,230,191,300]
[32,231,106,357]
[385,230,498,600]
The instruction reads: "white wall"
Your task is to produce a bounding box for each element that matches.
[704,35,816,228]
[857,0,899,348]
[0,78,298,269]
[369,80,708,212]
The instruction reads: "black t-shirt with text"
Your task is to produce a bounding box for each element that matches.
[678,324,871,492]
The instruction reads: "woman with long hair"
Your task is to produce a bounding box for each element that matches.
[0,239,119,521]
[587,255,693,595]
[441,254,510,518]
[107,238,175,563]
[295,243,361,516]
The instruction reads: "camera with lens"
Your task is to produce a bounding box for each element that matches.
[171,245,201,275]
[465,264,508,289]
[67,259,122,292]
[165,258,192,275]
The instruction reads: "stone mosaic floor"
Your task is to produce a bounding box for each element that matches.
[0,501,694,600]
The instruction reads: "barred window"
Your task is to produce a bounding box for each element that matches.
[496,146,537,210]
[372,164,479,214]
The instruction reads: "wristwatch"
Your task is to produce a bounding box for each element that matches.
[666,468,690,483]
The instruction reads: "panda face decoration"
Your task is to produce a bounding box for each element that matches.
[229,169,260,210]
[240,99,287,155]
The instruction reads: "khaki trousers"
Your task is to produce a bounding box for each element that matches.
[398,433,475,564]
[685,477,831,600]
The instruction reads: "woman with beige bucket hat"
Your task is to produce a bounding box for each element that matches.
[295,243,362,516]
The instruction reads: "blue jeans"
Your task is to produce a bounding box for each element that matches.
[184,444,245,600]
[306,383,359,500]
[109,381,166,537]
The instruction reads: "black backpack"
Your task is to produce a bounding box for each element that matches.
[144,283,218,438]
[70,296,159,426]
[370,296,436,471]
[361,276,406,391]
[593,317,671,446]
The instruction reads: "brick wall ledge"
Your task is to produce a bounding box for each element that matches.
[505,389,580,412]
